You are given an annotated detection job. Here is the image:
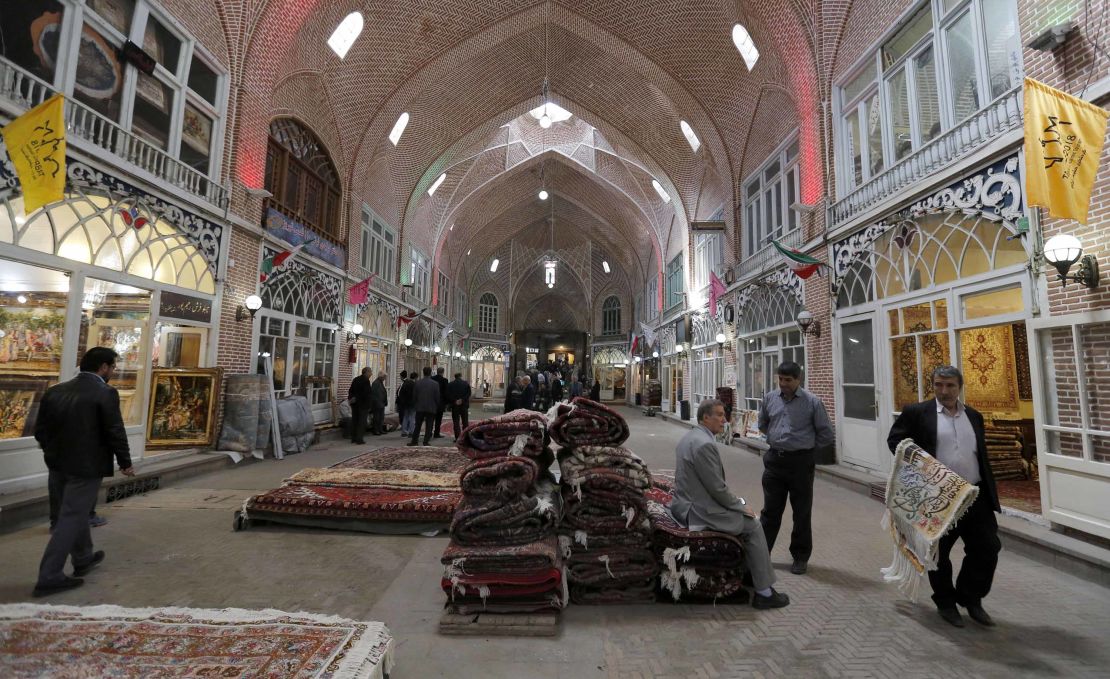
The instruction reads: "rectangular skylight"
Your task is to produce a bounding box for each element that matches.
[428,173,446,196]
[328,12,364,59]
[732,24,759,71]
[490,258,500,273]
[680,120,701,152]
[602,260,611,273]
[652,179,671,203]
[388,112,409,145]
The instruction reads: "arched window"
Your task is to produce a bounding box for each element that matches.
[265,118,342,238]
[478,293,499,334]
[602,296,621,335]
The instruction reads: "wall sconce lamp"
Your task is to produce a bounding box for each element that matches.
[715,332,727,348]
[1043,234,1099,289]
[236,294,263,322]
[346,323,363,343]
[433,344,441,354]
[796,310,821,337]
[404,338,413,347]
[652,350,659,358]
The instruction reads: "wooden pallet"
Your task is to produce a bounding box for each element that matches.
[438,609,560,636]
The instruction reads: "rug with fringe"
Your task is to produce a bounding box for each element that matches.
[881,439,979,601]
[0,603,394,678]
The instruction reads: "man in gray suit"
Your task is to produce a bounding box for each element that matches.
[670,398,789,609]
[408,366,442,446]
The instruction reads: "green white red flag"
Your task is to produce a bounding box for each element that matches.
[260,239,313,282]
[771,240,824,280]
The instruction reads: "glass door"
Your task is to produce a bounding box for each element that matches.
[838,315,885,471]
[290,343,312,396]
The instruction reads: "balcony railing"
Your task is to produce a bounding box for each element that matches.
[0,57,227,210]
[735,227,803,282]
[370,276,401,300]
[829,86,1022,231]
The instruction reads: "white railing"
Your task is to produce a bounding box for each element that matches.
[370,276,401,300]
[736,227,803,281]
[0,58,227,210]
[829,86,1022,230]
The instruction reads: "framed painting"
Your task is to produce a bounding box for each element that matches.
[0,375,52,440]
[146,368,222,447]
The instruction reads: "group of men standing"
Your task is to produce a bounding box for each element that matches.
[349,366,472,445]
[671,361,1001,627]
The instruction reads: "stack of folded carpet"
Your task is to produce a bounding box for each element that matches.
[441,409,565,614]
[984,424,1026,481]
[646,496,747,602]
[550,398,658,604]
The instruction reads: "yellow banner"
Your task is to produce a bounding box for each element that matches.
[1023,78,1109,224]
[1,94,66,214]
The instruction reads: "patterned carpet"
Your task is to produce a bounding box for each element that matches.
[0,604,393,678]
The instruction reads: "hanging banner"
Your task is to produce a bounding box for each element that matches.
[264,208,347,269]
[1023,78,1109,224]
[1,94,66,213]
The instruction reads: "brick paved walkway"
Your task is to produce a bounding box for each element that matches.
[1,407,1106,678]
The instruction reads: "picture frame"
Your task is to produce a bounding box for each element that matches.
[0,374,52,440]
[145,367,222,447]
[301,376,337,427]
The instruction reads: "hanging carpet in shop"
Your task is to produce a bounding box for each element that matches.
[237,446,466,534]
[881,439,979,601]
[960,325,1020,412]
[0,603,394,679]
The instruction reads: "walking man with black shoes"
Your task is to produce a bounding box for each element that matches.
[348,367,372,444]
[408,367,442,446]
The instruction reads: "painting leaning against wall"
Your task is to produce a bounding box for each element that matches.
[146,368,223,448]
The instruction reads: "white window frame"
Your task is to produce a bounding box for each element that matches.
[646,277,659,320]
[694,232,724,290]
[410,247,430,303]
[39,0,229,178]
[360,207,396,283]
[665,255,684,311]
[602,296,622,336]
[742,135,800,261]
[437,270,451,317]
[478,293,498,334]
[456,289,468,326]
[833,0,1023,195]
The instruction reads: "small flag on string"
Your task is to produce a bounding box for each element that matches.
[397,307,428,328]
[630,331,639,356]
[771,240,824,280]
[1,94,66,214]
[260,238,313,282]
[440,321,454,341]
[348,273,376,304]
[709,271,727,316]
[640,321,656,348]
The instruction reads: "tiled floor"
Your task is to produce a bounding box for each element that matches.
[2,407,1107,678]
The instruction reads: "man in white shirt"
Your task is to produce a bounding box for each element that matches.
[887,366,1001,628]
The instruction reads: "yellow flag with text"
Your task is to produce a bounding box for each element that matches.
[1024,78,1109,224]
[1,94,66,214]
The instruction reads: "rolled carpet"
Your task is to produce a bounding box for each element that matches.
[441,568,563,599]
[450,480,562,546]
[569,579,656,605]
[565,546,658,586]
[285,467,459,491]
[548,398,630,447]
[459,456,540,501]
[456,409,550,460]
[646,500,745,569]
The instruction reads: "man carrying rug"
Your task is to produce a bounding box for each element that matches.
[33,347,135,597]
[670,399,789,609]
[409,367,442,446]
[348,367,373,445]
[758,361,833,576]
[887,366,1000,628]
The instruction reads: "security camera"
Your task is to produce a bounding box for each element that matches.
[1026,22,1074,52]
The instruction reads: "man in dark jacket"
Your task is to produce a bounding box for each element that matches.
[447,373,472,440]
[396,370,414,437]
[550,375,564,403]
[432,366,449,438]
[589,379,601,402]
[348,367,373,444]
[504,376,521,413]
[369,371,388,435]
[33,347,134,597]
[887,365,1001,629]
[519,375,536,410]
[409,367,442,446]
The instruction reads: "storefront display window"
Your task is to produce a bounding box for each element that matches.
[152,323,206,367]
[471,346,507,398]
[78,278,152,425]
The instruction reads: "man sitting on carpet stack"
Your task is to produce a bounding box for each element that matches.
[887,365,1001,628]
[669,399,789,610]
[33,347,135,597]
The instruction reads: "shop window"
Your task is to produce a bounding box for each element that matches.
[2,192,216,294]
[741,331,805,412]
[889,299,950,411]
[961,285,1023,321]
[1037,321,1110,462]
[152,323,206,367]
[265,119,342,239]
[602,296,621,336]
[739,285,799,335]
[259,249,341,323]
[78,278,152,425]
[257,316,290,393]
[478,293,498,334]
[312,327,336,404]
[0,259,70,439]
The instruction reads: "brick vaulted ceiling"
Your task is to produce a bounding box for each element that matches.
[228,0,820,330]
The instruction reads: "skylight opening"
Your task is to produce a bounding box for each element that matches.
[490,258,500,273]
[731,24,759,71]
[428,173,446,196]
[651,179,671,203]
[388,112,409,145]
[327,12,364,60]
[602,261,611,274]
[679,120,701,152]
[529,102,573,124]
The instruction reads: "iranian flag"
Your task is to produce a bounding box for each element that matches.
[259,238,314,282]
[771,240,824,279]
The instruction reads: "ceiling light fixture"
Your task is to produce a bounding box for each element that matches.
[538,189,549,200]
[428,173,446,196]
[388,112,409,145]
[327,12,364,59]
[652,179,671,203]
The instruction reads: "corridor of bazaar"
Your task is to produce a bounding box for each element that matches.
[0,0,1109,677]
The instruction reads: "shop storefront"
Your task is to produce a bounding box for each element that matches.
[658,324,681,414]
[400,319,433,375]
[690,314,725,411]
[591,345,627,401]
[350,299,397,409]
[255,245,341,425]
[831,155,1036,513]
[470,344,509,399]
[736,270,806,416]
[0,161,223,493]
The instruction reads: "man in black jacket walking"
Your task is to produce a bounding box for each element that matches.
[409,367,442,446]
[348,367,372,444]
[447,373,472,440]
[887,365,1001,629]
[432,366,449,438]
[396,370,414,437]
[33,347,135,597]
[369,371,388,435]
